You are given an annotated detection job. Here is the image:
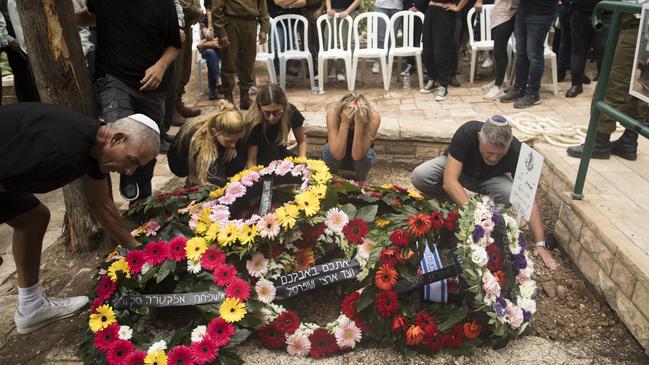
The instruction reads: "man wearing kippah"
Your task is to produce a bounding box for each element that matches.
[0,102,160,335]
[411,116,558,270]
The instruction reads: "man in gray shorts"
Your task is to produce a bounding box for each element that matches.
[411,116,558,270]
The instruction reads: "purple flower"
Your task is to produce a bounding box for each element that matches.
[522,309,532,322]
[492,296,507,317]
[512,253,527,270]
[473,225,485,242]
[517,234,527,251]
[491,208,500,226]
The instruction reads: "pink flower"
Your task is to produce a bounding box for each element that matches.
[201,246,226,271]
[167,345,193,365]
[209,205,230,223]
[106,339,134,365]
[213,263,237,287]
[505,299,524,329]
[516,266,534,283]
[124,350,146,364]
[482,271,501,296]
[125,250,145,275]
[143,241,169,265]
[335,321,362,349]
[95,323,119,352]
[218,194,236,205]
[191,336,219,364]
[97,275,117,301]
[225,278,251,301]
[225,182,246,199]
[144,220,161,236]
[168,237,187,262]
[286,332,311,356]
[207,317,236,347]
[240,171,260,186]
[246,253,269,277]
[275,160,295,176]
[256,214,280,239]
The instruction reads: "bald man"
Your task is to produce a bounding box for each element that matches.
[0,102,159,334]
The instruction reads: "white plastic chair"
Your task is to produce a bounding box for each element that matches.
[256,21,278,84]
[271,14,316,91]
[316,14,353,92]
[351,12,391,91]
[467,5,495,84]
[507,34,559,96]
[387,10,425,91]
[193,24,207,95]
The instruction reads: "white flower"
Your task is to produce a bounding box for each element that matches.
[147,340,167,354]
[141,263,152,275]
[255,278,276,304]
[504,214,518,231]
[191,325,207,343]
[257,214,280,239]
[482,271,501,297]
[118,325,132,340]
[247,253,269,278]
[286,333,311,356]
[334,321,362,349]
[218,194,236,205]
[519,280,537,298]
[325,208,349,233]
[516,266,534,283]
[187,259,202,274]
[357,238,376,260]
[517,296,537,314]
[470,245,489,266]
[509,238,522,255]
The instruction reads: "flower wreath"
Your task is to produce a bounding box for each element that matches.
[453,196,537,338]
[82,238,257,365]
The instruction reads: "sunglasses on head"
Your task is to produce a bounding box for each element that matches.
[261,110,284,118]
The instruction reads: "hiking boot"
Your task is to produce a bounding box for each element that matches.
[15,295,88,334]
[175,97,201,118]
[514,93,541,108]
[239,90,252,110]
[567,132,611,159]
[420,80,437,94]
[499,88,524,103]
[611,129,639,161]
[170,106,186,127]
[435,86,448,101]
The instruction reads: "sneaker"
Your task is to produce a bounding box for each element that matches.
[482,80,496,91]
[119,177,140,201]
[483,85,505,100]
[400,64,415,76]
[499,88,525,103]
[249,86,258,96]
[337,72,346,82]
[514,94,541,108]
[371,62,380,74]
[15,295,88,334]
[481,57,493,68]
[449,77,461,88]
[420,80,437,94]
[435,86,448,101]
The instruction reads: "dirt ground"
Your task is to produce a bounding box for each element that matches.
[0,162,647,364]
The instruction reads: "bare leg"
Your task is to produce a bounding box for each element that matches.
[7,204,49,288]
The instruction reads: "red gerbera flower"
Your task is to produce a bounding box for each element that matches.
[367,191,382,199]
[124,349,146,365]
[97,275,117,301]
[258,322,286,349]
[341,291,360,320]
[91,297,104,311]
[389,230,409,248]
[106,339,134,365]
[167,345,194,365]
[445,211,460,231]
[391,315,408,333]
[125,250,145,275]
[342,218,369,244]
[308,328,338,359]
[191,336,219,364]
[379,249,400,267]
[447,323,465,348]
[143,241,169,266]
[430,211,445,230]
[392,185,408,193]
[486,244,503,272]
[207,317,236,347]
[167,237,188,262]
[375,290,399,318]
[408,214,432,238]
[302,223,326,242]
[201,246,226,271]
[274,311,300,334]
[225,278,251,301]
[212,263,237,287]
[95,323,119,352]
[415,312,437,335]
[424,332,445,352]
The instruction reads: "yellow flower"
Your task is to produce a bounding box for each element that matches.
[275,204,299,229]
[230,172,243,182]
[375,218,390,228]
[295,190,320,217]
[144,350,167,365]
[380,183,393,190]
[238,224,258,246]
[195,208,213,234]
[209,187,225,199]
[206,222,221,242]
[217,223,240,247]
[248,165,264,172]
[89,304,116,333]
[185,237,208,261]
[407,189,425,201]
[108,258,131,282]
[313,171,332,185]
[220,297,247,323]
[105,245,122,260]
[291,156,308,164]
[310,184,327,200]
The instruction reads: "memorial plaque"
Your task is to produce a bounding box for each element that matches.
[111,291,225,310]
[274,259,360,299]
[509,143,543,221]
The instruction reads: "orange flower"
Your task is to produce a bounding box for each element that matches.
[397,249,414,263]
[375,264,398,290]
[408,214,432,238]
[493,271,506,288]
[295,248,315,270]
[406,325,424,346]
[463,320,482,340]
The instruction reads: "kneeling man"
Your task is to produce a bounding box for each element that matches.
[412,116,558,270]
[0,102,160,334]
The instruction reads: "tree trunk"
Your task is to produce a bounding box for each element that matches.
[16,0,104,252]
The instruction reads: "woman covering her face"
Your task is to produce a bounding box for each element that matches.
[322,93,381,181]
[168,100,247,186]
[243,84,308,168]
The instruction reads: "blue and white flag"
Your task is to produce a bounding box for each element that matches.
[420,244,448,303]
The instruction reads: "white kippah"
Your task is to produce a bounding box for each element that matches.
[128,113,160,134]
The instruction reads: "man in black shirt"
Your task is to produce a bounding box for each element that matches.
[0,103,160,334]
[412,116,558,270]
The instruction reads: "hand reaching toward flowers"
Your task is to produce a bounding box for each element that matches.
[534,247,558,270]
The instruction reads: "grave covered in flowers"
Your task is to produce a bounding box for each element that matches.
[79,157,537,364]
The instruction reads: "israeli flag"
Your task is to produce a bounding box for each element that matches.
[420,243,448,303]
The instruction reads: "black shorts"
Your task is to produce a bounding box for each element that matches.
[0,192,41,224]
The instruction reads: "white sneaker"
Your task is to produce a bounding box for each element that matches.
[483,85,505,100]
[337,72,346,82]
[435,86,448,101]
[371,62,380,74]
[420,80,436,94]
[481,57,493,69]
[481,80,496,91]
[15,295,88,334]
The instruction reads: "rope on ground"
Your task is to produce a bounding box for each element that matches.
[507,112,589,148]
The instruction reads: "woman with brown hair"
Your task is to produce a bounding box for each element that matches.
[168,99,247,186]
[322,93,381,181]
[244,84,308,167]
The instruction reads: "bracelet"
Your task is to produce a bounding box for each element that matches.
[534,241,546,248]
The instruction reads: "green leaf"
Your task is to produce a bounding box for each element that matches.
[155,261,177,284]
[356,205,378,222]
[438,305,469,332]
[224,328,251,348]
[219,349,244,365]
[357,286,375,312]
[139,266,160,285]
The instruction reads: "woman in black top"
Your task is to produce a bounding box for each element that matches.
[244,84,308,167]
[168,100,247,187]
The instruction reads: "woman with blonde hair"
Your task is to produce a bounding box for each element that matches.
[244,84,307,167]
[322,93,381,181]
[168,100,247,186]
